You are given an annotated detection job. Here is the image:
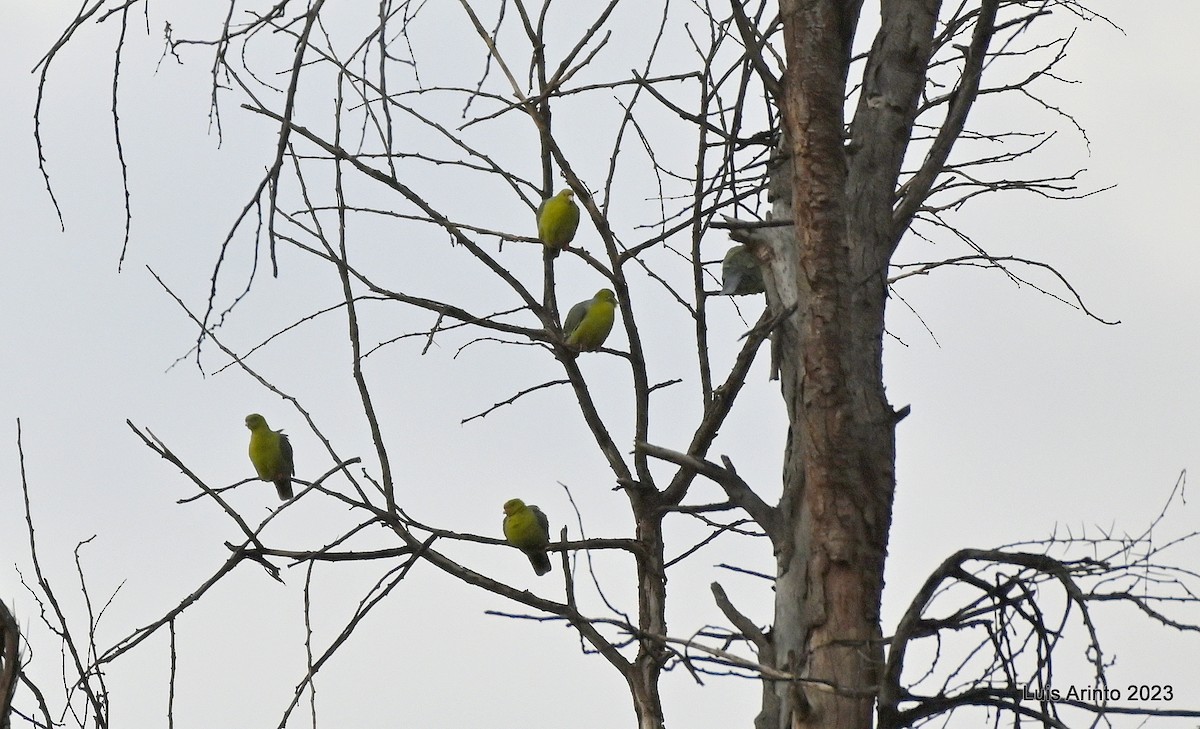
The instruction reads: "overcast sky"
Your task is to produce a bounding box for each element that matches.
[3,2,1200,728]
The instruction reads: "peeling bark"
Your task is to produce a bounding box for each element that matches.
[762,1,941,728]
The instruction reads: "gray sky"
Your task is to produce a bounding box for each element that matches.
[2,1,1199,727]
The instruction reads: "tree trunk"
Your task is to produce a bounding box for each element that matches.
[0,598,17,729]
[629,504,668,729]
[760,0,935,727]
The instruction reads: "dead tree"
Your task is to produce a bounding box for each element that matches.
[20,2,1199,729]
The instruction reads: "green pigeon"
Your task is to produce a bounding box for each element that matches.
[536,189,581,258]
[563,289,617,352]
[245,413,294,500]
[720,244,765,295]
[502,498,552,575]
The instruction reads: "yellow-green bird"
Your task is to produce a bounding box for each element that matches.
[245,413,294,500]
[536,189,581,258]
[563,288,617,352]
[720,244,765,296]
[502,498,552,576]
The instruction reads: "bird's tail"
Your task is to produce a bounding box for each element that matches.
[275,479,294,501]
[529,551,552,576]
[720,271,741,296]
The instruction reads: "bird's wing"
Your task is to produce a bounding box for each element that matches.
[532,506,550,541]
[278,431,294,476]
[563,299,589,337]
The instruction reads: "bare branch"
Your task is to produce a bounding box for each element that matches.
[639,442,777,541]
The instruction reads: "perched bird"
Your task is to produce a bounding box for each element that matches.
[536,189,581,258]
[502,498,552,576]
[563,288,618,352]
[720,244,765,296]
[245,413,294,500]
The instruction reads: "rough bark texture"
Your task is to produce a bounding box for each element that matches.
[629,500,669,729]
[0,598,17,729]
[763,1,940,728]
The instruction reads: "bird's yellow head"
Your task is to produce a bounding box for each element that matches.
[558,189,575,201]
[595,289,617,305]
[245,413,267,430]
[503,498,527,515]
